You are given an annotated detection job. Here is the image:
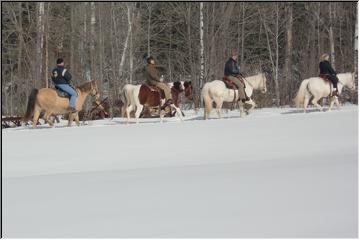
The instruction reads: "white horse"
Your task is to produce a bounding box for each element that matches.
[201,73,268,119]
[120,84,142,121]
[119,82,183,123]
[294,72,356,112]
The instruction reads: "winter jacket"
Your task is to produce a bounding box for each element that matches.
[224,58,240,77]
[319,60,337,75]
[145,64,161,83]
[51,66,72,85]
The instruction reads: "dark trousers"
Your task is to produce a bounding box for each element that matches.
[327,75,339,89]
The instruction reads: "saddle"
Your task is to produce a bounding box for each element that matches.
[319,74,337,97]
[142,84,165,98]
[222,75,245,90]
[223,77,237,89]
[54,86,70,98]
[319,74,331,83]
[54,85,77,98]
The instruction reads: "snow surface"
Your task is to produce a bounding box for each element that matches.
[2,105,358,237]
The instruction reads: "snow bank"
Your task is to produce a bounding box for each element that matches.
[2,105,358,237]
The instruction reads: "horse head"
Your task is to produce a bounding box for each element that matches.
[339,72,356,91]
[173,81,184,92]
[80,80,100,100]
[183,81,193,100]
[259,73,268,94]
[349,72,357,91]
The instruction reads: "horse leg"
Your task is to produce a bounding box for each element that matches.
[239,102,246,118]
[246,99,256,114]
[303,92,311,113]
[135,105,143,124]
[335,97,341,110]
[32,108,41,128]
[311,97,323,112]
[126,105,134,124]
[170,104,183,121]
[44,111,54,127]
[68,113,74,127]
[214,99,223,119]
[74,113,80,126]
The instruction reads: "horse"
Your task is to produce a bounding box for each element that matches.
[293,72,356,112]
[169,81,194,110]
[120,81,191,123]
[24,80,100,128]
[201,73,268,119]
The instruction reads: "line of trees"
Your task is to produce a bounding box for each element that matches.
[2,2,357,116]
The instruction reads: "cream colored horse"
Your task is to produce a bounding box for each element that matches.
[24,80,99,128]
[201,73,267,119]
[294,72,356,112]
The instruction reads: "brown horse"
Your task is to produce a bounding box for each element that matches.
[24,80,99,128]
[183,81,193,101]
[138,81,185,118]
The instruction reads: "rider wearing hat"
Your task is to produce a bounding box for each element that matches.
[51,58,77,112]
[145,56,173,106]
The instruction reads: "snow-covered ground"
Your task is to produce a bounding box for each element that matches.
[2,105,358,237]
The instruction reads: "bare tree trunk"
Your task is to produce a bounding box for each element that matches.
[44,3,50,88]
[275,4,280,105]
[98,5,104,93]
[90,2,96,80]
[329,3,336,68]
[199,2,205,90]
[129,5,134,84]
[36,2,45,88]
[147,4,152,56]
[209,2,215,80]
[284,3,293,102]
[317,3,321,58]
[355,3,358,80]
[10,60,13,115]
[110,2,117,95]
[119,3,132,81]
[168,27,172,82]
[70,5,75,81]
[240,2,245,70]
[260,5,280,106]
[17,3,23,92]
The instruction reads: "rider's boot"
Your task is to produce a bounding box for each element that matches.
[67,106,77,113]
[331,88,339,97]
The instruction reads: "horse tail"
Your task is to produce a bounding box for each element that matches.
[24,88,38,120]
[293,79,310,108]
[119,87,127,117]
[201,83,213,119]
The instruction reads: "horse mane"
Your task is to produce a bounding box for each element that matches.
[77,81,93,92]
[337,72,352,77]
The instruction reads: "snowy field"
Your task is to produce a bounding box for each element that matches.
[2,105,358,237]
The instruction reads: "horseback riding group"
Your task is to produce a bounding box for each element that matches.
[23,48,355,128]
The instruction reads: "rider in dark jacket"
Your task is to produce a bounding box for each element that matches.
[51,58,77,112]
[224,49,249,102]
[319,53,339,96]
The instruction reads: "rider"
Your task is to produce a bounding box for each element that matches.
[51,58,77,112]
[145,56,173,107]
[319,53,339,96]
[224,49,249,102]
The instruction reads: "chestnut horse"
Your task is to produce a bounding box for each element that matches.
[24,80,99,128]
[120,81,191,123]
